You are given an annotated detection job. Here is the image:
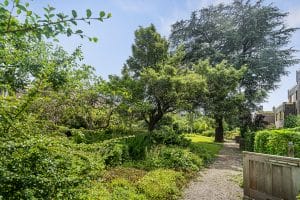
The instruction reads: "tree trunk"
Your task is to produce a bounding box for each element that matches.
[148,121,156,132]
[215,117,224,142]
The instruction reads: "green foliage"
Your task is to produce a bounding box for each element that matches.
[123,134,151,160]
[170,0,298,106]
[194,60,246,142]
[151,126,191,147]
[284,115,300,128]
[254,129,300,157]
[225,128,240,140]
[245,131,256,152]
[185,134,222,164]
[118,25,206,132]
[0,0,111,39]
[138,169,185,200]
[100,139,129,167]
[125,24,169,77]
[80,182,111,200]
[202,129,215,137]
[109,178,147,200]
[144,146,203,172]
[0,135,106,199]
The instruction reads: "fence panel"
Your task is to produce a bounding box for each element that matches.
[243,151,300,200]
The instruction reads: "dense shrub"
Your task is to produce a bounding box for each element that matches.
[254,129,300,157]
[244,131,255,151]
[284,115,300,128]
[100,139,129,167]
[122,134,151,160]
[143,146,203,172]
[138,169,185,200]
[71,127,144,144]
[0,136,106,199]
[201,129,215,137]
[151,127,191,147]
[225,128,240,140]
[109,178,147,200]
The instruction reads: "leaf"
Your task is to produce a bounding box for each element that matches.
[48,6,55,12]
[56,13,64,20]
[107,13,112,18]
[75,30,83,34]
[17,4,26,12]
[26,10,32,16]
[92,37,98,43]
[70,20,77,25]
[25,2,29,7]
[86,9,92,18]
[16,9,21,14]
[72,10,77,18]
[4,0,9,6]
[99,11,105,18]
[66,28,72,36]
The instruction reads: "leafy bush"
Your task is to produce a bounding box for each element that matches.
[151,126,191,147]
[100,139,129,167]
[138,169,185,200]
[122,134,151,160]
[0,136,106,199]
[102,167,146,183]
[80,181,111,200]
[71,127,144,144]
[202,129,215,137]
[244,131,255,151]
[254,129,300,157]
[109,178,147,200]
[284,115,300,128]
[225,128,240,140]
[144,146,203,172]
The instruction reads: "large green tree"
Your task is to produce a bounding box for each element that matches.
[194,60,246,142]
[0,0,110,132]
[170,0,298,133]
[119,25,206,131]
[124,24,169,77]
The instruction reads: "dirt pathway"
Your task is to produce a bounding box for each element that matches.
[183,141,243,200]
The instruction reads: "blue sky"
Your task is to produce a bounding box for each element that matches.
[28,0,300,111]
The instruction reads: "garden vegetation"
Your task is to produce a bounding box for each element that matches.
[0,0,298,199]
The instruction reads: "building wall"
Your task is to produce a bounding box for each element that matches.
[288,85,300,115]
[274,102,296,128]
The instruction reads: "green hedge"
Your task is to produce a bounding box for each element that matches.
[254,128,300,157]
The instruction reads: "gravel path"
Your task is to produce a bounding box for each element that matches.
[183,141,243,200]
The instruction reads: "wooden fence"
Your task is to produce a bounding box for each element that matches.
[243,151,300,200]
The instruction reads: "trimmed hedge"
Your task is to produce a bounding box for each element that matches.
[254,128,300,157]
